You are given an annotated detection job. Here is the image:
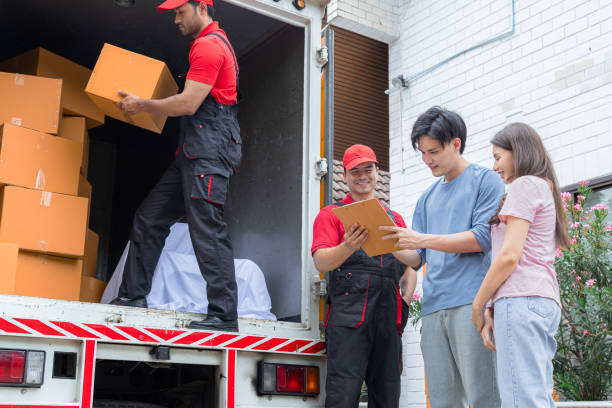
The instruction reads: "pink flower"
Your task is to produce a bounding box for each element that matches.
[571,283,576,288]
[584,329,589,334]
[574,204,582,211]
[570,269,576,275]
[555,248,563,258]
[586,279,595,287]
[606,224,612,232]
[575,276,581,282]
[578,180,589,186]
[600,325,605,329]
[411,293,421,301]
[591,204,610,211]
[584,224,590,230]
[561,192,572,201]
[569,237,577,245]
[570,222,580,229]
[577,195,585,202]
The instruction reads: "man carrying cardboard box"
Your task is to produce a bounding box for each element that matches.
[111,0,241,332]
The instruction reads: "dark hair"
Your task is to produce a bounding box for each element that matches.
[489,123,570,248]
[187,0,214,17]
[411,106,467,154]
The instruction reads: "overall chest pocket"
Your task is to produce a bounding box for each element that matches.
[329,271,370,328]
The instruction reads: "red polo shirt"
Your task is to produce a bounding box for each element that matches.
[187,21,238,105]
[311,193,407,254]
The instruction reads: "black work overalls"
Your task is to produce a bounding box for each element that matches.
[325,203,410,408]
[118,32,242,321]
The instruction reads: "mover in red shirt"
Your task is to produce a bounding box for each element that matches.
[312,144,417,407]
[113,0,242,333]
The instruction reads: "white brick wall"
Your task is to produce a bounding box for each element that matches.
[327,0,399,42]
[386,0,612,406]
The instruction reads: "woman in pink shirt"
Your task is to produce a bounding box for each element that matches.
[471,123,570,407]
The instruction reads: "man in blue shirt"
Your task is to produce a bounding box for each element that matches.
[382,107,504,407]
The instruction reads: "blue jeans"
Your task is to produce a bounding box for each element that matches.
[493,297,561,408]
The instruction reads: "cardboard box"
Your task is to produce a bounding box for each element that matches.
[78,175,92,201]
[82,229,99,278]
[58,116,89,177]
[79,276,107,303]
[78,174,92,227]
[0,48,105,129]
[0,72,62,135]
[85,43,178,134]
[0,123,81,195]
[0,243,82,301]
[0,186,88,257]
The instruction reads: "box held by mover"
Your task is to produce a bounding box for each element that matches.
[85,43,178,134]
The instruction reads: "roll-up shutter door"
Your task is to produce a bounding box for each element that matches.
[332,26,389,171]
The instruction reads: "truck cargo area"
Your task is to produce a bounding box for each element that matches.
[1,0,306,321]
[94,360,217,408]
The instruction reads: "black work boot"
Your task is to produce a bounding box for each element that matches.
[188,316,239,332]
[109,297,148,308]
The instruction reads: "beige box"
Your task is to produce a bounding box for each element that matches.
[0,243,83,301]
[85,43,178,134]
[0,123,81,195]
[0,72,62,134]
[0,47,104,129]
[82,229,99,278]
[80,276,107,303]
[0,185,88,257]
[58,116,89,177]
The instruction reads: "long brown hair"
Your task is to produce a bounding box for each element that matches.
[489,123,570,248]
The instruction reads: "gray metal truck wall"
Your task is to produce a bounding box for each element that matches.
[226,26,305,321]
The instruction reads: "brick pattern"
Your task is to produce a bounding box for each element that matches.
[385,1,612,406]
[327,0,399,43]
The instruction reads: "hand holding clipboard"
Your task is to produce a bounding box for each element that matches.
[332,198,399,257]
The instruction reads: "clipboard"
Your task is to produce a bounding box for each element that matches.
[332,198,398,257]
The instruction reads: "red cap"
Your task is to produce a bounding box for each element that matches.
[157,0,213,13]
[343,144,378,170]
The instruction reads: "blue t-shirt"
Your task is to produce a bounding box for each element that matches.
[412,163,505,316]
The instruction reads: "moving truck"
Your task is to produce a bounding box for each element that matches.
[0,0,333,406]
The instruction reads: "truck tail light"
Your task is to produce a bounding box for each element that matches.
[0,349,45,387]
[0,350,25,383]
[257,362,319,396]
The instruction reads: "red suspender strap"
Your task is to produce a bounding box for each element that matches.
[395,283,402,334]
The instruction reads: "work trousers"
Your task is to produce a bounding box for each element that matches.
[118,152,237,321]
[325,273,408,408]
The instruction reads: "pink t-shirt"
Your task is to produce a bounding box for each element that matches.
[490,175,561,307]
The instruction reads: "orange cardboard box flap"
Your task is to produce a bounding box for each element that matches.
[58,116,89,177]
[0,244,82,301]
[82,229,99,278]
[0,186,88,257]
[0,123,81,195]
[332,198,399,257]
[80,276,106,303]
[85,43,178,134]
[0,47,105,129]
[0,72,62,135]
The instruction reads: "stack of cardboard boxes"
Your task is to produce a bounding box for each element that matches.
[0,48,107,303]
